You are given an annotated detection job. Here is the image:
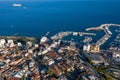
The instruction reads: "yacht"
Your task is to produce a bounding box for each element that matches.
[13,3,22,7]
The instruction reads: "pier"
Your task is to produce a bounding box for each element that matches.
[86,24,120,46]
[51,31,96,40]
[86,24,120,31]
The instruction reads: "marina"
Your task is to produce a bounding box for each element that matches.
[86,24,120,46]
[51,31,96,40]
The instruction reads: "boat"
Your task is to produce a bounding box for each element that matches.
[13,3,22,7]
[13,33,19,37]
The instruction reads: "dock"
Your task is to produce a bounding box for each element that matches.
[86,24,120,46]
[51,31,96,40]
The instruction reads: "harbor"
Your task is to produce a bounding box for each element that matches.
[86,24,120,46]
[0,24,120,80]
[51,31,96,40]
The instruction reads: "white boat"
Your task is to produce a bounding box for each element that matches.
[13,3,22,7]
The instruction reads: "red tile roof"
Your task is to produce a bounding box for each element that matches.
[50,77,56,80]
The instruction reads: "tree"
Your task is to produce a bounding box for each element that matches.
[48,68,54,76]
[39,60,45,67]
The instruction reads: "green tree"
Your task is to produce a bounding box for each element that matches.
[48,68,54,76]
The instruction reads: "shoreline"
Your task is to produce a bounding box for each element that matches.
[0,36,37,43]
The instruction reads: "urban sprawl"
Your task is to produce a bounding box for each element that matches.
[0,24,120,80]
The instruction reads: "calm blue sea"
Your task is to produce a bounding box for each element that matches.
[0,0,120,37]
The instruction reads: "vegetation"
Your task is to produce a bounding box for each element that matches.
[48,68,54,76]
[118,64,120,69]
[39,60,45,67]
[95,66,114,80]
[87,58,93,65]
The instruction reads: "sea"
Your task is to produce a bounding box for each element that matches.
[0,0,120,38]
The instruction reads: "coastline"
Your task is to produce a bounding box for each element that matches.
[0,36,37,43]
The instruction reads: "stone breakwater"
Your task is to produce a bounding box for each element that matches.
[51,31,96,40]
[86,23,120,46]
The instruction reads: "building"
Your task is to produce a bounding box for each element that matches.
[48,59,55,65]
[83,43,91,52]
[28,49,33,54]
[14,71,23,78]
[0,39,6,44]
[7,39,14,44]
[84,53,104,65]
[18,42,22,47]
[40,37,48,43]
[90,44,100,53]
[88,75,99,80]
[26,41,32,47]
[10,43,15,48]
[58,76,67,80]
[34,44,39,48]
[0,39,6,47]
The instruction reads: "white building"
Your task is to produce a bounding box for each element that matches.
[40,37,48,43]
[38,52,42,55]
[5,59,11,63]
[43,56,55,66]
[34,44,39,48]
[8,39,14,44]
[73,32,78,36]
[88,75,99,80]
[0,39,6,47]
[27,41,32,47]
[48,59,55,65]
[25,53,29,57]
[18,42,22,47]
[57,57,62,60]
[7,39,15,47]
[51,43,57,48]
[83,43,91,52]
[14,71,23,78]
[0,39,6,44]
[41,47,51,55]
[58,76,67,80]
[10,43,15,47]
[29,62,34,68]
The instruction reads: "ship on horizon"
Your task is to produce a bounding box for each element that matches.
[12,3,22,7]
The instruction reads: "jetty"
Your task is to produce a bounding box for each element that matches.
[51,31,96,40]
[86,24,120,46]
